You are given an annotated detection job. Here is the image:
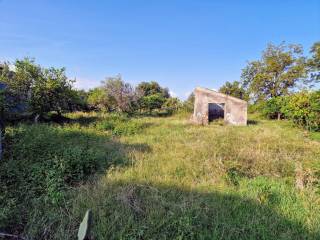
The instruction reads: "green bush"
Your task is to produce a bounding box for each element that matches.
[95,113,144,136]
[262,96,288,119]
[0,124,109,228]
[257,91,320,131]
[112,121,144,136]
[282,91,320,131]
[95,120,115,131]
[162,98,181,114]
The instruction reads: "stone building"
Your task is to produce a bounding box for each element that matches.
[192,87,247,125]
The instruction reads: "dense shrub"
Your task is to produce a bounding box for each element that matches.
[262,96,288,119]
[0,124,111,228]
[259,91,320,131]
[282,91,320,131]
[162,97,181,114]
[95,113,144,135]
[112,121,143,136]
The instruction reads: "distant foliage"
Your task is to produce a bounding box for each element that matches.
[139,93,166,113]
[87,87,110,111]
[102,75,138,113]
[136,81,169,98]
[162,97,181,114]
[136,81,170,113]
[180,92,195,113]
[219,81,249,100]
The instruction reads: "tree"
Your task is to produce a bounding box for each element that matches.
[182,92,195,112]
[141,93,166,113]
[71,89,89,111]
[136,81,170,113]
[102,75,137,113]
[307,41,320,84]
[0,63,14,160]
[33,66,75,116]
[162,97,181,114]
[219,81,249,100]
[87,87,110,111]
[136,81,170,98]
[262,96,288,120]
[241,43,307,101]
[1,58,79,120]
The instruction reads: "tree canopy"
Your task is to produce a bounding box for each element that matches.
[0,58,80,119]
[102,75,137,113]
[307,41,320,83]
[136,81,170,99]
[219,81,249,100]
[241,43,307,101]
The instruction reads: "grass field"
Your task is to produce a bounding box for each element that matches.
[1,112,320,239]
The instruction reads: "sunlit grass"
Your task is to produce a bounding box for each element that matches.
[1,112,320,239]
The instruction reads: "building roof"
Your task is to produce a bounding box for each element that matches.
[194,86,247,104]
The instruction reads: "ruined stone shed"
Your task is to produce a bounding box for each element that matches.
[192,87,247,125]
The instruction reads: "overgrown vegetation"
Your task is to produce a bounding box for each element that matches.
[262,91,320,131]
[0,41,319,239]
[0,112,319,239]
[224,41,320,132]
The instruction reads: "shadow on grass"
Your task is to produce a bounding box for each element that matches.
[69,115,100,126]
[247,119,259,125]
[53,181,319,240]
[46,113,100,126]
[0,124,151,234]
[134,111,174,118]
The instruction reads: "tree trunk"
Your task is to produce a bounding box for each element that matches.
[34,114,40,124]
[277,112,281,120]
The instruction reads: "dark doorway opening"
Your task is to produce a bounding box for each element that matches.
[208,103,225,122]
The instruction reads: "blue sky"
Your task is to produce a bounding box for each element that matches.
[0,0,319,99]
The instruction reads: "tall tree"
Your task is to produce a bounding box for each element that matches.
[241,43,307,101]
[307,41,320,84]
[102,75,137,113]
[219,81,249,100]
